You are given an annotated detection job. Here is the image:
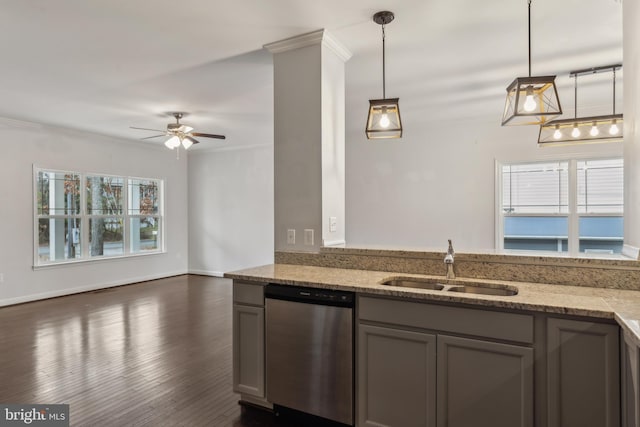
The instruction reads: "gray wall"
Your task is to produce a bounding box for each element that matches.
[188,145,274,275]
[0,120,189,305]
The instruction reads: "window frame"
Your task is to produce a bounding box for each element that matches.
[495,156,623,257]
[33,166,165,267]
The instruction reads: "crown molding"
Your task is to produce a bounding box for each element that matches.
[264,29,352,62]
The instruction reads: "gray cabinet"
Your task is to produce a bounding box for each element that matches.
[546,318,620,427]
[358,324,436,427]
[232,281,266,402]
[358,296,534,427]
[622,333,640,427]
[437,335,533,427]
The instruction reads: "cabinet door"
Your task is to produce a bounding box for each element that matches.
[232,304,264,397]
[437,335,533,427]
[358,323,436,427]
[547,318,620,427]
[622,333,639,427]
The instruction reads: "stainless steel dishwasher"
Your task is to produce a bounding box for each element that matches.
[265,283,354,426]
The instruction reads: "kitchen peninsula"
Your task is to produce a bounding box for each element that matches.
[226,247,640,427]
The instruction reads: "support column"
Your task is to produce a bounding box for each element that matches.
[265,30,351,252]
[623,0,640,259]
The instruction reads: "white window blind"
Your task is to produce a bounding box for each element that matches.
[577,159,623,214]
[502,162,569,214]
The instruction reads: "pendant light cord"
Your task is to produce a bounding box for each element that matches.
[382,22,386,99]
[612,67,616,115]
[574,74,578,119]
[528,0,532,77]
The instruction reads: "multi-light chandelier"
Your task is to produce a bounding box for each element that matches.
[538,64,623,146]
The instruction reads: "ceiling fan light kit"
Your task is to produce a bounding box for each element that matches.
[366,11,403,139]
[501,0,562,126]
[538,64,623,146]
[131,112,226,155]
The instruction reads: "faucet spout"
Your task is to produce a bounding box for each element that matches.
[444,240,455,279]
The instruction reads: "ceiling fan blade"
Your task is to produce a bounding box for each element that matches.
[184,136,200,145]
[191,132,226,140]
[140,134,167,140]
[130,126,166,133]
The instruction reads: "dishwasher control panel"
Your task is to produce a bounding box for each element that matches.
[265,283,355,307]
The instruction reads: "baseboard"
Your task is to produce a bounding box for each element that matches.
[0,270,188,307]
[188,269,225,277]
[239,395,273,410]
[322,239,346,247]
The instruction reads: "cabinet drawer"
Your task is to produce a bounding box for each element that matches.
[359,296,533,344]
[233,280,265,306]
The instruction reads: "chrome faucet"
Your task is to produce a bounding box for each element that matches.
[444,239,455,279]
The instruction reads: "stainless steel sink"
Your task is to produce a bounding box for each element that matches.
[382,278,445,291]
[380,277,518,296]
[447,285,518,296]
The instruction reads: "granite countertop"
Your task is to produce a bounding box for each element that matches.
[225,263,640,347]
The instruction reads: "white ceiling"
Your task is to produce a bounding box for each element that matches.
[0,0,623,150]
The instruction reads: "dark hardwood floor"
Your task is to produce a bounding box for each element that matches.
[0,275,298,427]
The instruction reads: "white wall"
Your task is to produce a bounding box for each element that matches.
[623,0,640,254]
[321,39,347,247]
[0,119,189,306]
[272,43,324,252]
[345,113,623,253]
[187,145,274,275]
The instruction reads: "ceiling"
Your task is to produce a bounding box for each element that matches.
[0,0,623,150]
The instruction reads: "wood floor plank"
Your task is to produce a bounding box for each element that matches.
[0,275,291,427]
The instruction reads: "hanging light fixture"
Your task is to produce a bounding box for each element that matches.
[366,11,402,139]
[538,64,623,146]
[501,0,562,126]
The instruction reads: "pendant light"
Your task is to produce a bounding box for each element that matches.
[501,0,562,126]
[538,64,623,146]
[366,11,402,139]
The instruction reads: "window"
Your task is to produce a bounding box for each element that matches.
[128,179,161,253]
[498,158,623,255]
[35,169,164,265]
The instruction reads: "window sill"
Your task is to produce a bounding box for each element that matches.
[500,249,630,261]
[33,250,166,270]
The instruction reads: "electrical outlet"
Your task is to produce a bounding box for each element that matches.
[0,273,4,283]
[304,229,314,246]
[329,217,337,232]
[287,229,296,245]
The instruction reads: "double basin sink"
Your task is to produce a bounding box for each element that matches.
[381,277,518,296]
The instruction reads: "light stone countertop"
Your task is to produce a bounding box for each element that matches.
[225,263,640,347]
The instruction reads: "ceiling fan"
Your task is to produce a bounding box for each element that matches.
[131,112,225,150]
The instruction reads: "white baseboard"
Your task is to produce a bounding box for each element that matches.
[188,269,226,278]
[322,239,346,247]
[0,269,188,307]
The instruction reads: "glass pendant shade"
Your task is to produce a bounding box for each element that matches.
[502,76,562,126]
[366,98,402,139]
[164,135,181,149]
[181,136,193,150]
[538,114,623,146]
